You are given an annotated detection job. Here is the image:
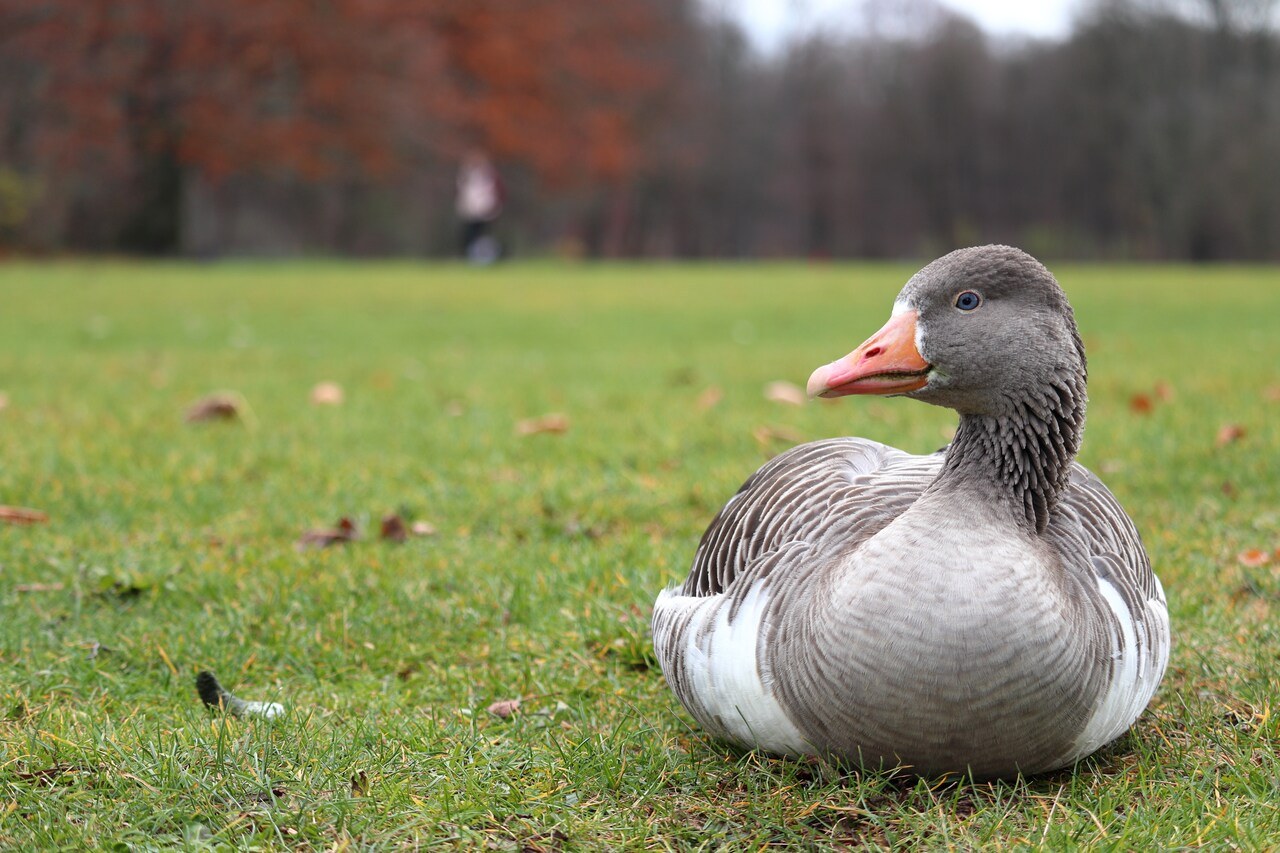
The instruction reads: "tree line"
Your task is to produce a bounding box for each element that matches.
[1,0,1277,260]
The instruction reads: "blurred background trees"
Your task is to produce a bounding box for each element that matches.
[1,0,1277,259]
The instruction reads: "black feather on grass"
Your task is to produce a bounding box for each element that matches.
[195,670,229,709]
[195,670,284,719]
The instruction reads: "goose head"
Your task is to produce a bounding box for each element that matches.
[806,245,1086,419]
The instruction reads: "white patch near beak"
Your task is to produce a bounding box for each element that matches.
[891,298,925,363]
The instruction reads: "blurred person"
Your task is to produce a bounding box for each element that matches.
[456,150,504,263]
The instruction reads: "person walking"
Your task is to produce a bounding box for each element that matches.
[456,150,504,263]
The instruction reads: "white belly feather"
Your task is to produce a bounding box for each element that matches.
[652,582,810,755]
[1067,574,1170,761]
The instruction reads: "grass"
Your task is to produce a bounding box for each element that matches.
[1,259,1278,849]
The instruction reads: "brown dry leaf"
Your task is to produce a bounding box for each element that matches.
[696,385,724,411]
[14,764,81,786]
[379,514,407,542]
[310,381,344,406]
[487,698,521,718]
[764,380,806,406]
[1128,394,1154,415]
[297,517,358,550]
[185,393,241,423]
[516,413,570,436]
[411,520,438,537]
[753,425,803,448]
[1238,549,1271,567]
[245,786,288,804]
[518,829,569,853]
[350,770,369,796]
[15,582,64,593]
[1153,381,1175,402]
[1,505,48,525]
[1216,423,1246,447]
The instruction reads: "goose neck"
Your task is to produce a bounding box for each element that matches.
[931,379,1086,534]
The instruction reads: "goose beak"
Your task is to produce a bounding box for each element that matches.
[807,310,932,398]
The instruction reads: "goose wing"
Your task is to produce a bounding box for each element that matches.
[1057,465,1163,603]
[681,437,940,598]
[1051,463,1170,758]
[654,437,939,754]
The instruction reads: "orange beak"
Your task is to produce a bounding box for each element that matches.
[806,310,931,398]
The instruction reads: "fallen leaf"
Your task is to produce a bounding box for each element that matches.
[753,425,803,447]
[516,413,570,436]
[310,381,344,405]
[1153,381,1175,402]
[764,380,806,406]
[1216,424,1246,447]
[411,520,438,537]
[380,514,407,542]
[696,386,723,411]
[15,582,64,593]
[517,829,569,852]
[14,764,81,786]
[487,698,521,718]
[297,517,358,550]
[185,393,241,423]
[1238,549,1271,567]
[0,505,48,525]
[1221,481,1237,498]
[351,770,369,796]
[1128,394,1154,414]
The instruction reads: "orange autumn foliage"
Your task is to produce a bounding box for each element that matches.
[3,0,679,188]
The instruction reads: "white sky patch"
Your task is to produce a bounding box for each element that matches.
[722,0,1076,52]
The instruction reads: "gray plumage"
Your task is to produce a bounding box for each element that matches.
[652,246,1169,780]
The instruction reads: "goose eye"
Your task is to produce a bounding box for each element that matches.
[954,291,981,311]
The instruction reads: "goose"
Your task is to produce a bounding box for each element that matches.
[651,245,1169,780]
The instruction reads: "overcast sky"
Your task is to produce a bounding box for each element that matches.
[727,0,1078,50]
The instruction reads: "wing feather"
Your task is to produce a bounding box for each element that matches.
[680,440,1164,623]
[682,438,938,597]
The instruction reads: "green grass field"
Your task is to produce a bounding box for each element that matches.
[2,260,1279,849]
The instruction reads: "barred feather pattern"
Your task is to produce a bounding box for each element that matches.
[681,439,937,599]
